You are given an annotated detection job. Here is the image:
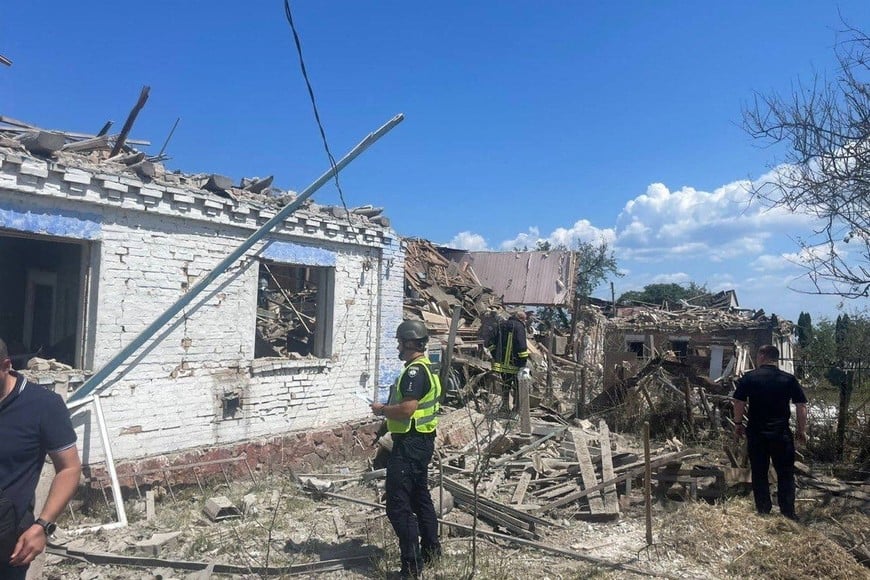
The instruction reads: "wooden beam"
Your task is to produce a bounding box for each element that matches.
[570,428,605,514]
[598,420,619,513]
[511,471,532,505]
[110,85,150,157]
[491,426,567,467]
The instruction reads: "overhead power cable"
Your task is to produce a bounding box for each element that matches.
[283,0,352,222]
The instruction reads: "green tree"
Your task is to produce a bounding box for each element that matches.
[797,311,814,349]
[534,240,620,334]
[618,282,708,307]
[742,25,870,299]
[835,314,852,362]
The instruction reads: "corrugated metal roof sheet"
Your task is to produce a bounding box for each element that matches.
[456,250,575,306]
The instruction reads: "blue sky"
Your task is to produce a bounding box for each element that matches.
[2,2,868,322]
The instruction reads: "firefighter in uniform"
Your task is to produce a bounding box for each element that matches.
[371,320,442,579]
[486,310,530,410]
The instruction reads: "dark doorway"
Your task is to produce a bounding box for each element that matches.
[0,232,88,367]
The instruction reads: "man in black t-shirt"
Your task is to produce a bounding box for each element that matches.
[0,338,81,579]
[733,344,807,520]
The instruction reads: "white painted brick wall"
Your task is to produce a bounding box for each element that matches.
[0,153,404,465]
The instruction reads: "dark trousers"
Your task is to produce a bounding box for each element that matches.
[0,564,28,579]
[747,429,796,516]
[385,433,440,574]
[498,373,519,410]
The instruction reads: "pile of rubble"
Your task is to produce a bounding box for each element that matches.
[48,405,870,577]
[0,115,391,231]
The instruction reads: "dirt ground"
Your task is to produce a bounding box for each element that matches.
[43,452,869,580]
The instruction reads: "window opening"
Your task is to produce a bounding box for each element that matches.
[0,232,89,367]
[255,261,333,358]
[670,340,689,359]
[221,392,242,419]
[627,341,646,359]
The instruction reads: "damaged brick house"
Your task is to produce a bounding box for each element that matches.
[0,124,405,473]
[604,292,795,390]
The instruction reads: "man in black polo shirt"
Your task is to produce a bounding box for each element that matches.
[733,344,807,520]
[0,338,81,578]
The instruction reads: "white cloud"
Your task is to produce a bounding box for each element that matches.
[498,221,615,251]
[444,170,844,321]
[447,231,488,251]
[614,180,814,264]
[751,253,797,272]
[650,272,691,284]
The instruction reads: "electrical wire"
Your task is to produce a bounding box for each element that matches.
[282,0,354,228]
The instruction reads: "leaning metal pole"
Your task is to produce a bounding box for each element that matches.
[69,114,405,403]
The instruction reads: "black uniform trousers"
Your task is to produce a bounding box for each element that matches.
[747,428,797,517]
[498,372,519,410]
[386,431,440,575]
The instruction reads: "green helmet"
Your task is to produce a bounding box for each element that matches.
[396,320,429,341]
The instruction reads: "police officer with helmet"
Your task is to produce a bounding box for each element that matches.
[371,320,442,579]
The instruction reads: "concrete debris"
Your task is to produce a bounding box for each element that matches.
[132,532,182,557]
[299,476,334,493]
[202,496,241,522]
[27,356,73,372]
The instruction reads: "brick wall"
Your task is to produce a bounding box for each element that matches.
[0,149,404,466]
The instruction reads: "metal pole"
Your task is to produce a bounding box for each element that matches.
[69,114,404,403]
[92,395,128,527]
[644,421,652,546]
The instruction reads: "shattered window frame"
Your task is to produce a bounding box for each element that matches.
[254,260,334,359]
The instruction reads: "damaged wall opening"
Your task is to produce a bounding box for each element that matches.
[669,339,690,360]
[255,260,334,359]
[0,231,90,367]
[625,335,648,360]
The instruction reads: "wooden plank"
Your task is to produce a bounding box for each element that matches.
[511,471,532,505]
[533,482,579,500]
[483,470,504,498]
[440,476,551,528]
[534,449,700,513]
[570,428,605,514]
[598,420,619,514]
[491,426,567,467]
[332,510,347,538]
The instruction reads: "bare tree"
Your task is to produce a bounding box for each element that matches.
[743,24,870,299]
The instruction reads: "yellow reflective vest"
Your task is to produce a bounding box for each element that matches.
[387,357,441,434]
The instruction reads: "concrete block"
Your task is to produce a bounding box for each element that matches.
[133,531,182,557]
[203,496,241,521]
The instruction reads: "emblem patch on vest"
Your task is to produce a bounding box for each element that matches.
[408,368,419,378]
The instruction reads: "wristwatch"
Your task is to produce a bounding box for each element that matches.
[35,518,57,536]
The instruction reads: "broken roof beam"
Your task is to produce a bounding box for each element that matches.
[110,85,151,157]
